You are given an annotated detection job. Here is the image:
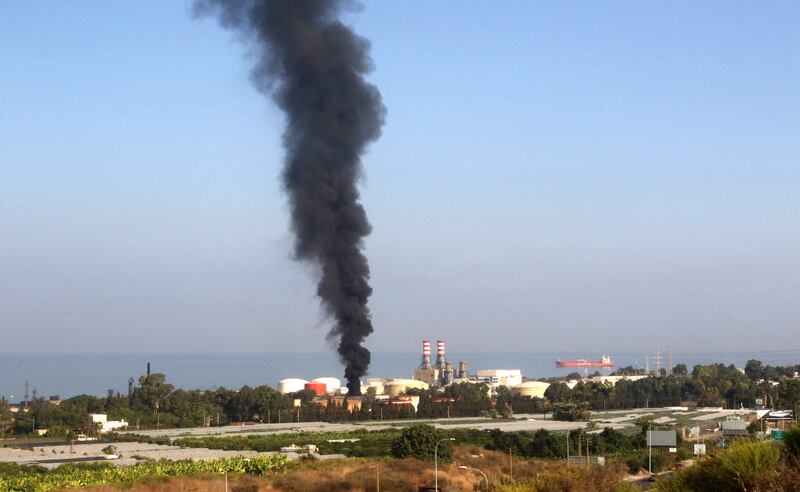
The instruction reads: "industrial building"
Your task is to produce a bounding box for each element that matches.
[90,414,128,434]
[476,369,522,388]
[413,339,469,387]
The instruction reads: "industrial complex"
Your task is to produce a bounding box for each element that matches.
[276,339,548,408]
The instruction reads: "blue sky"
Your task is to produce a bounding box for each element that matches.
[1,1,798,355]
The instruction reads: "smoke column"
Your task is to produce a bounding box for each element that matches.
[195,0,385,395]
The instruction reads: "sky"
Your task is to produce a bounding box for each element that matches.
[1,1,798,356]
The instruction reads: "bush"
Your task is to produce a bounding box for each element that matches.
[625,455,642,474]
[655,439,781,492]
[390,424,452,462]
[552,403,590,422]
[784,426,800,463]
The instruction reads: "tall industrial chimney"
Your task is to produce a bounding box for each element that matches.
[444,361,454,385]
[147,362,151,377]
[437,340,446,370]
[421,340,432,368]
[458,361,468,379]
[414,339,436,386]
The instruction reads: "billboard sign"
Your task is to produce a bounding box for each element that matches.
[647,430,677,447]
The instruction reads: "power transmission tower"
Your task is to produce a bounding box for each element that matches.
[667,348,673,375]
[654,345,663,376]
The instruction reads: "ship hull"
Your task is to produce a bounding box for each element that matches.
[556,360,614,368]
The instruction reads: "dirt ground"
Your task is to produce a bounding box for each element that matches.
[79,448,629,492]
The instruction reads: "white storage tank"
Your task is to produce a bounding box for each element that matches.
[311,377,342,394]
[385,378,429,397]
[278,378,308,394]
[366,379,386,395]
[515,381,551,398]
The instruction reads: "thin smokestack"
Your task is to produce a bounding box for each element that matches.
[195,0,385,395]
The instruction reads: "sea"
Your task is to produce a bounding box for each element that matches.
[1,350,799,401]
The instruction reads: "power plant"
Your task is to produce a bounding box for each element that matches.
[412,339,471,387]
[276,339,537,406]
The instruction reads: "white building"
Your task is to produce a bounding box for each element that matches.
[476,369,523,388]
[90,414,128,433]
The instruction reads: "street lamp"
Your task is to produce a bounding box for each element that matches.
[435,438,455,491]
[369,464,381,492]
[459,465,489,491]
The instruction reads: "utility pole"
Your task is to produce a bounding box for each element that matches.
[648,425,653,475]
[566,432,570,464]
[24,381,29,410]
[585,436,590,466]
[509,448,513,481]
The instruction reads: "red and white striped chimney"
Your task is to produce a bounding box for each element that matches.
[437,340,445,367]
[422,340,432,365]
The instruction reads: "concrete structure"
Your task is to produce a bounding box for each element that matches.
[476,369,522,388]
[385,379,429,396]
[277,378,308,394]
[515,381,550,398]
[90,414,128,433]
[458,361,469,379]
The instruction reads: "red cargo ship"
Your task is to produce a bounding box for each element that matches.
[556,355,614,368]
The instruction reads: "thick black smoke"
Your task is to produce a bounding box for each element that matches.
[195,0,384,395]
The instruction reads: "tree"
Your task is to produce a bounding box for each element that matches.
[779,380,800,409]
[390,424,452,462]
[495,386,514,418]
[131,373,174,412]
[744,359,764,381]
[544,382,571,404]
[487,429,528,456]
[0,400,12,437]
[672,364,688,376]
[443,382,491,417]
[528,429,562,458]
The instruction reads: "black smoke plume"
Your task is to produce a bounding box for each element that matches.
[195,0,384,395]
